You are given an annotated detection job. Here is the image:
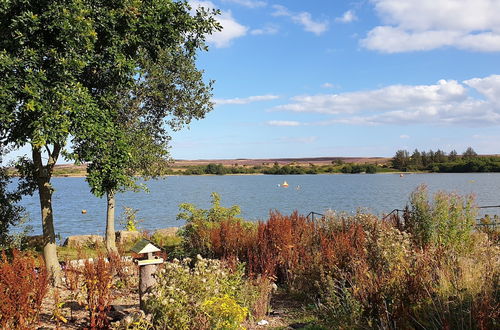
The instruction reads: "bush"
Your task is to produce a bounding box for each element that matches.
[177,191,498,329]
[144,256,270,329]
[406,185,477,251]
[177,192,245,257]
[83,254,114,329]
[0,250,49,329]
[202,295,248,329]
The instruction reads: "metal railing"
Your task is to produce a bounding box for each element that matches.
[308,205,500,229]
[306,211,325,222]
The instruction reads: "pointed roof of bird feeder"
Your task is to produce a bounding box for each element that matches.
[130,238,161,254]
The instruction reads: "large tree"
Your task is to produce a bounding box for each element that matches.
[0,0,219,281]
[71,0,219,253]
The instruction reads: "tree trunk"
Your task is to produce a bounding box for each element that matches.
[105,190,118,253]
[33,147,61,285]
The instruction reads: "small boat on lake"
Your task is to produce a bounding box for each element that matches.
[281,181,289,187]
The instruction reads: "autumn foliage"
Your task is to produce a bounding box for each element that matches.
[181,190,499,329]
[0,250,49,329]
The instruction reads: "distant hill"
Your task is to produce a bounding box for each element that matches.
[43,156,391,176]
[173,156,390,167]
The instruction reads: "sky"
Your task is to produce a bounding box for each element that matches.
[4,0,500,163]
[169,0,500,160]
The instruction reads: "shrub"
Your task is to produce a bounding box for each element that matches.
[144,256,270,329]
[177,192,244,257]
[202,294,248,329]
[0,250,49,329]
[406,185,477,251]
[83,254,114,329]
[316,277,363,329]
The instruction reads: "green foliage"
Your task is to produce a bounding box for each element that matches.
[407,185,477,251]
[0,149,26,249]
[317,278,363,329]
[67,0,221,198]
[202,295,248,329]
[390,147,500,172]
[341,163,377,174]
[144,256,262,329]
[204,163,227,175]
[119,207,142,232]
[177,192,243,256]
[0,0,220,273]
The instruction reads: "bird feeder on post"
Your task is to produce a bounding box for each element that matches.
[131,238,164,310]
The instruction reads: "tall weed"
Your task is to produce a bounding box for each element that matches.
[0,250,48,329]
[83,254,114,329]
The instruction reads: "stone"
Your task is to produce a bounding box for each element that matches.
[115,230,142,245]
[63,235,103,248]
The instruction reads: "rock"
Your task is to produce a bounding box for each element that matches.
[115,230,142,245]
[153,227,179,238]
[63,235,103,248]
[257,320,269,326]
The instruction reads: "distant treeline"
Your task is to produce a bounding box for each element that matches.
[392,147,500,172]
[172,161,388,176]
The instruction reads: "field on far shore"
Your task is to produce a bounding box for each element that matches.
[45,156,391,177]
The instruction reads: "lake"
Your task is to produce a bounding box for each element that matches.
[15,173,500,240]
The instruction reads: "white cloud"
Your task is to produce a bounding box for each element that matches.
[274,75,500,126]
[278,136,317,143]
[267,120,301,127]
[276,79,468,114]
[272,5,328,35]
[190,0,248,48]
[399,134,410,139]
[321,82,337,89]
[250,25,279,35]
[272,4,290,17]
[362,0,500,52]
[215,94,280,105]
[335,10,357,23]
[221,0,266,8]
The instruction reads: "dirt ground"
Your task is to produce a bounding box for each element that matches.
[35,273,311,330]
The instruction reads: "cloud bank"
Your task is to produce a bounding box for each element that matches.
[362,0,500,52]
[215,94,280,105]
[273,75,500,126]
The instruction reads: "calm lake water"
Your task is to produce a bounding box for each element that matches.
[15,173,500,240]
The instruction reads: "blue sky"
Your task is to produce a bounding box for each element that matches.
[4,0,500,164]
[170,0,500,160]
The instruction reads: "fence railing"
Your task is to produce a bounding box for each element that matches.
[307,205,500,229]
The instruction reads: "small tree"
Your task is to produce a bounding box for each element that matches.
[462,147,478,159]
[449,149,458,161]
[70,0,220,253]
[391,150,409,171]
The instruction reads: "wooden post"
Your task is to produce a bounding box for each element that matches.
[139,264,158,310]
[130,239,164,311]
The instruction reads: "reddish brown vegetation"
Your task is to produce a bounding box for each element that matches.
[0,250,49,329]
[184,209,499,329]
[83,255,114,329]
